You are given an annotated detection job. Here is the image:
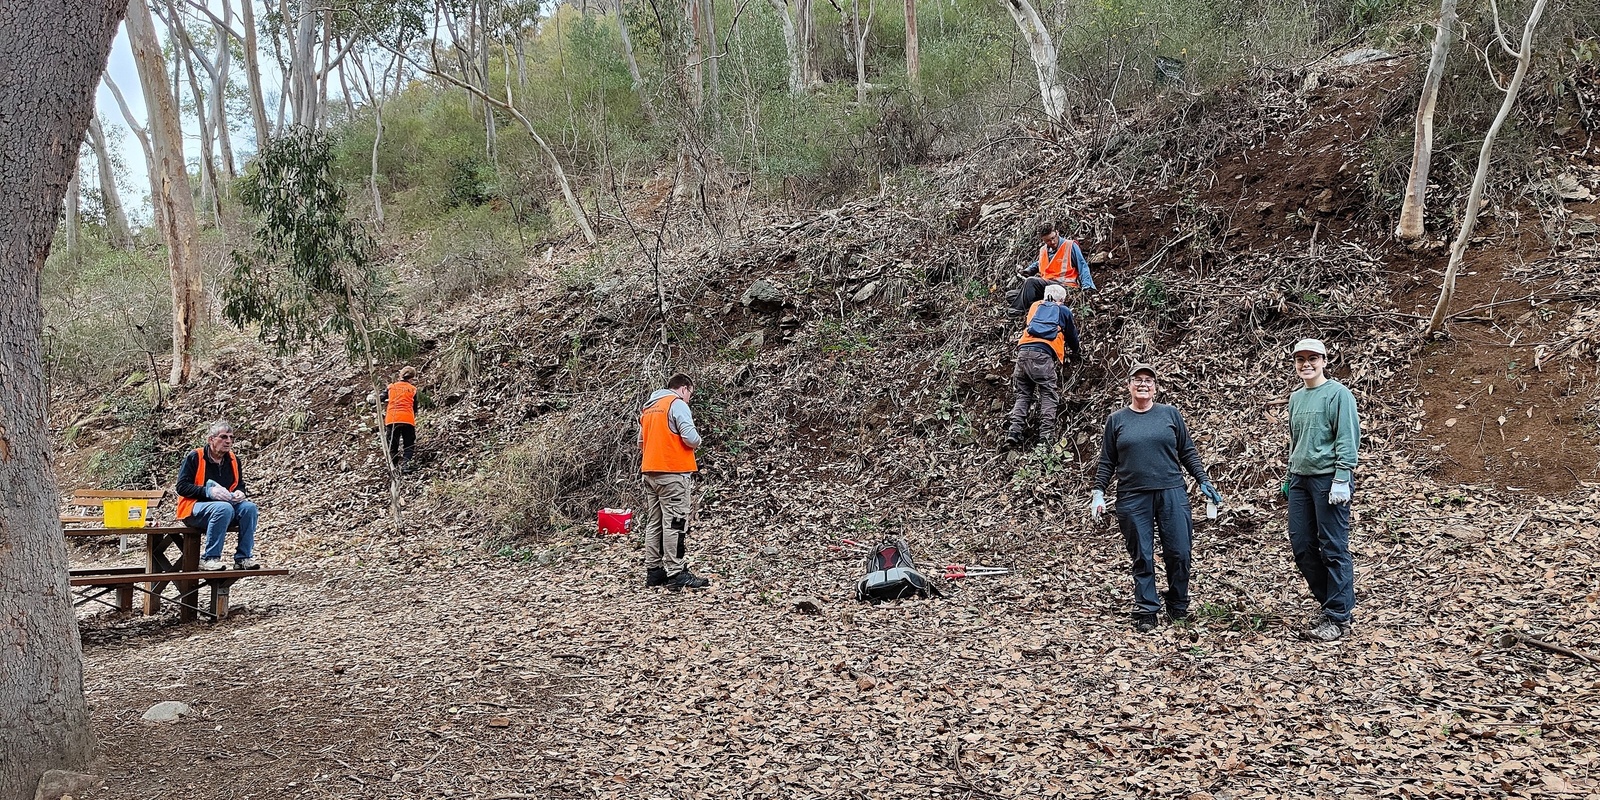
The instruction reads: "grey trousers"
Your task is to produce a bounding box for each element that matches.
[1008,348,1061,439]
[641,472,693,575]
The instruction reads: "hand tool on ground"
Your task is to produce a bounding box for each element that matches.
[942,564,1010,579]
[827,538,872,555]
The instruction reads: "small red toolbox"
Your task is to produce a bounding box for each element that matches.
[597,508,633,535]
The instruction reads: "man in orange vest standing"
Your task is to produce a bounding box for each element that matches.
[1011,223,1096,323]
[640,373,708,590]
[175,420,262,571]
[382,366,419,471]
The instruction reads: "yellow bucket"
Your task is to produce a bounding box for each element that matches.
[102,499,149,528]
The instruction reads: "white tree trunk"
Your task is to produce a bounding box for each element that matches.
[614,0,657,123]
[64,167,82,266]
[1397,0,1457,241]
[87,114,135,248]
[0,3,121,796]
[768,0,806,94]
[238,0,272,146]
[1425,0,1549,335]
[853,0,873,104]
[103,73,165,234]
[127,0,203,384]
[1002,0,1068,123]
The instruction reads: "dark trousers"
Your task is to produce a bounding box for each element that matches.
[386,423,415,462]
[1287,473,1355,622]
[1115,487,1193,616]
[1011,278,1083,356]
[1007,348,1060,440]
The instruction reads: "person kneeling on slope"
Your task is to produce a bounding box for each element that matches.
[1006,284,1080,450]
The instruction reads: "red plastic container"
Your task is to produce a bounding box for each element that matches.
[597,508,633,535]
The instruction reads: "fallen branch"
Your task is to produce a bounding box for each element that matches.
[1499,632,1600,666]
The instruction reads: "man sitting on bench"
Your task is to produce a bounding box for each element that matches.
[175,420,263,571]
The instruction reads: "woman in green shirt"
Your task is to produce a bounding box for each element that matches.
[1286,338,1359,642]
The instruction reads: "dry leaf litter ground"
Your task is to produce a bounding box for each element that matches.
[55,57,1600,799]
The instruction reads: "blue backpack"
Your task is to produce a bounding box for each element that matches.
[1026,301,1068,340]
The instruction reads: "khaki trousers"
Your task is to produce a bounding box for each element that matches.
[641,472,693,575]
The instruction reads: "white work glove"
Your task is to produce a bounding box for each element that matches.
[1328,481,1351,506]
[1089,490,1106,522]
[230,490,246,502]
[207,486,231,501]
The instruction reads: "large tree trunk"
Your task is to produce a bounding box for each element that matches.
[86,115,135,249]
[1425,0,1549,335]
[904,0,918,86]
[1003,0,1068,123]
[127,0,204,385]
[0,4,126,798]
[165,7,223,224]
[1397,0,1457,241]
[614,0,658,123]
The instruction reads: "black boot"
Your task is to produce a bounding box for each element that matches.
[666,570,710,590]
[646,567,669,587]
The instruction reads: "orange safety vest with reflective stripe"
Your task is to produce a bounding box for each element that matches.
[1017,300,1066,362]
[639,394,698,473]
[385,381,417,425]
[176,448,240,520]
[1038,240,1081,286]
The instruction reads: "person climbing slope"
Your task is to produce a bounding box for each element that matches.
[382,366,419,471]
[1006,283,1080,450]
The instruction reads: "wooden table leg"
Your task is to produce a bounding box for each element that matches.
[117,585,133,612]
[143,532,168,615]
[177,530,202,623]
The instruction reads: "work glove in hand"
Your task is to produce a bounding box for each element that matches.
[1201,483,1223,506]
[1280,478,1291,497]
[1328,481,1351,506]
[1090,490,1107,522]
[207,485,232,501]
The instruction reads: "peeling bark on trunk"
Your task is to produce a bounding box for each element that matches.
[1425,0,1549,335]
[1003,0,1068,124]
[128,0,204,385]
[87,115,135,249]
[0,4,125,797]
[1397,0,1457,241]
[687,0,705,115]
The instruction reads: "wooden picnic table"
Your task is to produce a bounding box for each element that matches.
[63,490,286,621]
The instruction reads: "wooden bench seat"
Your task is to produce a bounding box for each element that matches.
[71,568,289,620]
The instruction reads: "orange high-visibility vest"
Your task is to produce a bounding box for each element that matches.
[639,394,697,473]
[385,381,417,425]
[176,448,240,519]
[1038,240,1081,286]
[1017,300,1066,362]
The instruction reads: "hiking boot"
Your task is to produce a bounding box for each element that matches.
[645,567,669,587]
[666,571,710,590]
[200,558,228,571]
[1169,609,1191,624]
[1134,613,1159,633]
[1305,617,1351,642]
[234,557,262,570]
[1003,434,1024,451]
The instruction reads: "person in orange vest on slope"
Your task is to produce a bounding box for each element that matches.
[1006,284,1080,450]
[1011,223,1096,331]
[639,373,708,590]
[175,420,263,571]
[382,366,419,471]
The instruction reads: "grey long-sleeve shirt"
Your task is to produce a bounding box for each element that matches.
[640,389,702,450]
[1093,403,1210,494]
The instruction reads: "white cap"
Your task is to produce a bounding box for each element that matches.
[1291,338,1327,357]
